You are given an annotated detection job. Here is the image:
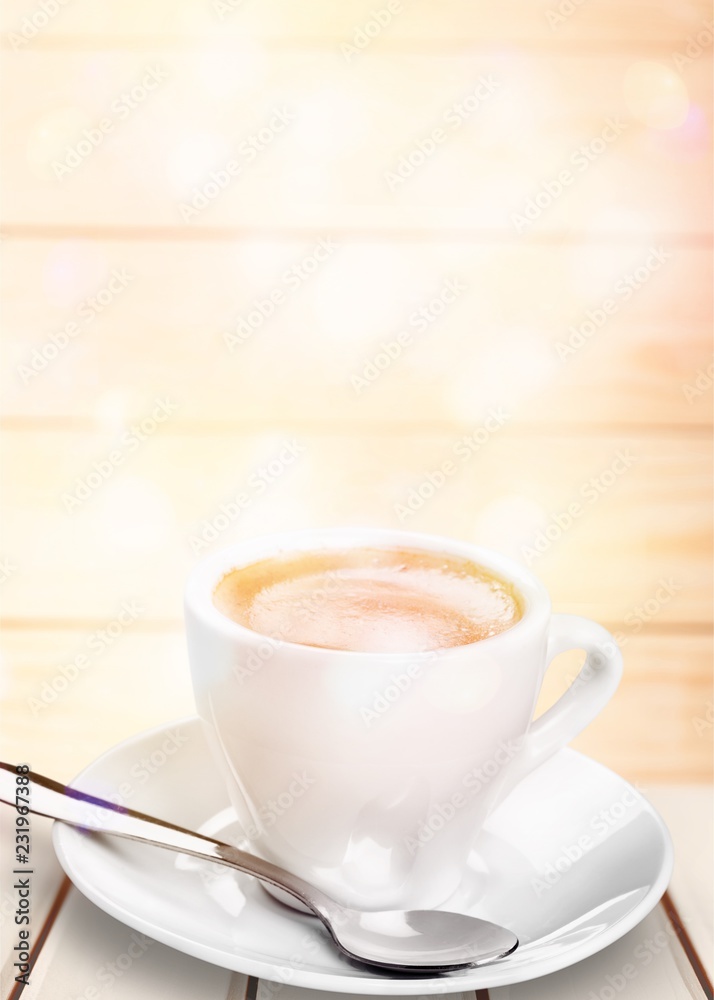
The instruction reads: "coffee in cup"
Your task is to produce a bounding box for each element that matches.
[212,546,523,653]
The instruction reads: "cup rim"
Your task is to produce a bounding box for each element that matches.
[184,527,551,658]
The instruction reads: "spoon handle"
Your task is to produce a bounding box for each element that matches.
[0,761,332,920]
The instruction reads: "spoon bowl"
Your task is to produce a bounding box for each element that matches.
[326,906,518,972]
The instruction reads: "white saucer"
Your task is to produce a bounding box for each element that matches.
[53,718,673,994]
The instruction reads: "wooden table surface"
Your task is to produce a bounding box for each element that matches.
[0,0,712,996]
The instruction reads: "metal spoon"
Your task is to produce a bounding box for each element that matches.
[0,762,517,973]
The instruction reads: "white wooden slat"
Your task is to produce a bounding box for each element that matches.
[490,904,708,999]
[0,811,64,997]
[0,51,710,233]
[0,0,711,46]
[24,886,237,999]
[0,632,196,787]
[1,239,711,428]
[645,786,714,980]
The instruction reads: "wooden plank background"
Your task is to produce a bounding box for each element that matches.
[0,0,712,793]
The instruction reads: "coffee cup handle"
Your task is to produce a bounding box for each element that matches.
[500,614,623,797]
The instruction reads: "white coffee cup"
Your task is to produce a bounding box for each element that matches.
[184,527,622,911]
